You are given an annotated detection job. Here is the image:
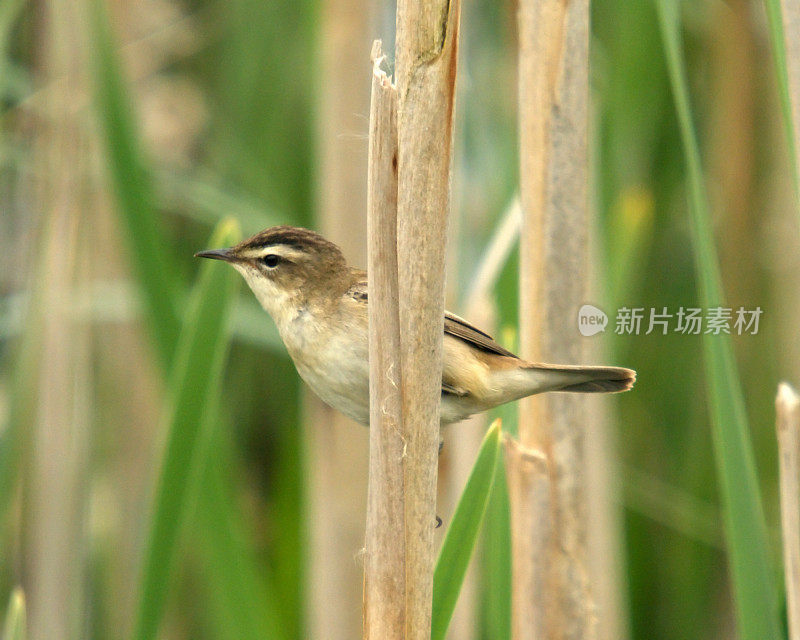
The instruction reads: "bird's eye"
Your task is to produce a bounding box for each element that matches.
[262,254,281,268]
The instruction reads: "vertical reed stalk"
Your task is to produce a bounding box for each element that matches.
[392,0,460,635]
[513,0,596,637]
[776,0,800,205]
[364,44,403,639]
[777,382,800,640]
[504,438,551,639]
[26,2,93,637]
[307,0,372,636]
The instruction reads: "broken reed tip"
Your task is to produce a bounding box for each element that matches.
[777,382,800,433]
[370,39,383,64]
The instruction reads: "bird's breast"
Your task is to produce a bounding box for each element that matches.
[280,310,371,425]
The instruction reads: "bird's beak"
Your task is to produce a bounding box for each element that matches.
[194,248,237,263]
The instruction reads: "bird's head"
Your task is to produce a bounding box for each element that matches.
[195,225,350,320]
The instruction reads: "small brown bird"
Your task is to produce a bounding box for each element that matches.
[196,226,635,425]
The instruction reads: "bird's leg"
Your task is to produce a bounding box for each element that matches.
[435,438,445,527]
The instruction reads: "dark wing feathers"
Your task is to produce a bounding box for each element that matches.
[347,269,518,360]
[442,381,469,397]
[444,311,519,358]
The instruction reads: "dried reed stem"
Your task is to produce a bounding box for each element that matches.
[364,43,404,639]
[517,0,589,444]
[777,382,800,640]
[307,1,372,636]
[26,1,94,637]
[779,0,800,197]
[514,0,597,637]
[394,0,460,635]
[319,0,372,267]
[504,437,552,640]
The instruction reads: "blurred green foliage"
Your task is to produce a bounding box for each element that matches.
[0,0,797,638]
[2,589,26,640]
[433,420,502,640]
[657,2,781,637]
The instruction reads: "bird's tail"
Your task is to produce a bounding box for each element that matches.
[520,363,636,393]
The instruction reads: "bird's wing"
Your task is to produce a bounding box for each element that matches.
[441,380,469,397]
[348,268,518,359]
[444,311,519,358]
[346,270,368,301]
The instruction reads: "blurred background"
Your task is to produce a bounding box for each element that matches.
[1,0,798,638]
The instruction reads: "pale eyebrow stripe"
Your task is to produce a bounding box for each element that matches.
[239,246,305,261]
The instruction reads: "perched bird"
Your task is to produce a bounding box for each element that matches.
[196,226,635,425]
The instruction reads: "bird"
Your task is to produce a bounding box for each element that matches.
[195,225,635,425]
